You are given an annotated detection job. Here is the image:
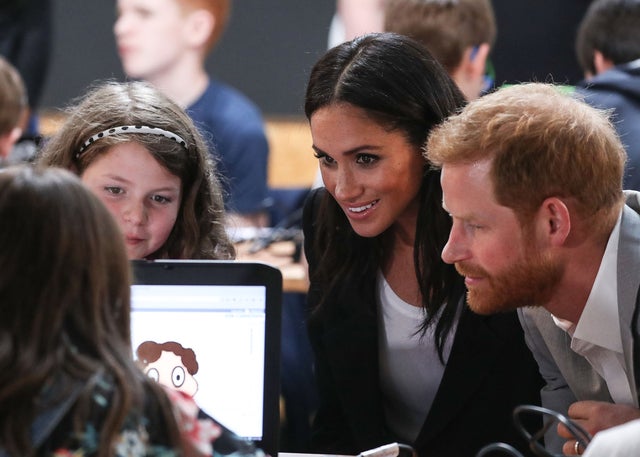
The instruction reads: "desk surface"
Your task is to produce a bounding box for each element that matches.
[236,241,308,294]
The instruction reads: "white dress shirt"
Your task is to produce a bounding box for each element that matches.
[553,213,638,406]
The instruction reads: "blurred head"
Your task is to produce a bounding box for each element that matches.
[576,0,640,77]
[180,0,231,52]
[0,56,27,157]
[38,80,234,260]
[305,32,465,240]
[0,164,132,385]
[0,165,182,456]
[426,83,625,314]
[384,0,496,99]
[115,0,230,79]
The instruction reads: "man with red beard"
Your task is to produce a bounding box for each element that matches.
[425,82,640,456]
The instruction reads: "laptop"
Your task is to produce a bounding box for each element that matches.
[130,260,282,456]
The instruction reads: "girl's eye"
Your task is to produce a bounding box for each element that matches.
[105,186,123,195]
[356,154,377,165]
[313,151,335,165]
[151,195,172,204]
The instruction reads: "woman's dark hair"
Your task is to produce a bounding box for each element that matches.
[304,32,466,359]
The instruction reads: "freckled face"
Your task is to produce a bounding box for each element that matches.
[81,142,181,259]
[310,103,425,238]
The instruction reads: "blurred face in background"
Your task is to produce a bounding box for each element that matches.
[114,0,190,81]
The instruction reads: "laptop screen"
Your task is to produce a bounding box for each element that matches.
[130,260,282,456]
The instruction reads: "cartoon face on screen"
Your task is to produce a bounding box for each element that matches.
[136,340,199,397]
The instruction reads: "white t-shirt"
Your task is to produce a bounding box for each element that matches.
[377,270,459,442]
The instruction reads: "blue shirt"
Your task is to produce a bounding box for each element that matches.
[187,79,270,214]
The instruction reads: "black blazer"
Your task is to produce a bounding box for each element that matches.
[303,188,543,457]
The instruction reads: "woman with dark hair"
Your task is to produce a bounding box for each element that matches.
[0,166,258,457]
[303,32,543,457]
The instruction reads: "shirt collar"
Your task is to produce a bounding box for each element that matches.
[553,212,623,353]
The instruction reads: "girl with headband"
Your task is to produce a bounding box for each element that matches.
[39,80,235,260]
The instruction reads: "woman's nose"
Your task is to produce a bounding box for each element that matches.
[333,169,359,201]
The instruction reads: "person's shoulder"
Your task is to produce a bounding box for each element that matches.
[199,79,264,122]
[517,306,553,328]
[621,192,640,232]
[576,65,640,100]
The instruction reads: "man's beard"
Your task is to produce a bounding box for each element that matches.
[455,250,563,315]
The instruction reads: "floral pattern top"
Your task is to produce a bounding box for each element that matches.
[31,374,263,457]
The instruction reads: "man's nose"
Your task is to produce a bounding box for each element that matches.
[441,223,468,265]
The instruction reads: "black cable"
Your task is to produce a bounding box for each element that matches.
[248,208,304,254]
[512,404,592,457]
[475,442,525,457]
[358,442,417,457]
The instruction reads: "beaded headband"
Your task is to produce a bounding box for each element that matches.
[76,125,187,158]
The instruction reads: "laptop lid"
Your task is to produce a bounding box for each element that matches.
[130,260,282,456]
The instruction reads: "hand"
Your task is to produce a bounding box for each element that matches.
[558,401,640,455]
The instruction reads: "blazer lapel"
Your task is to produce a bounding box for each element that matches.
[616,199,640,405]
[322,312,390,449]
[414,306,501,444]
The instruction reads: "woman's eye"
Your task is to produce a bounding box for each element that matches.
[105,186,123,195]
[313,151,335,165]
[356,154,377,165]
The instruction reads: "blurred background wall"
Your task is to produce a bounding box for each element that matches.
[40,0,334,116]
[41,1,590,116]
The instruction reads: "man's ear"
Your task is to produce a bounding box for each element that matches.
[593,50,615,75]
[451,43,490,100]
[467,43,490,79]
[185,9,215,49]
[536,197,571,247]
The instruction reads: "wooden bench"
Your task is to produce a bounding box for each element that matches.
[264,117,316,189]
